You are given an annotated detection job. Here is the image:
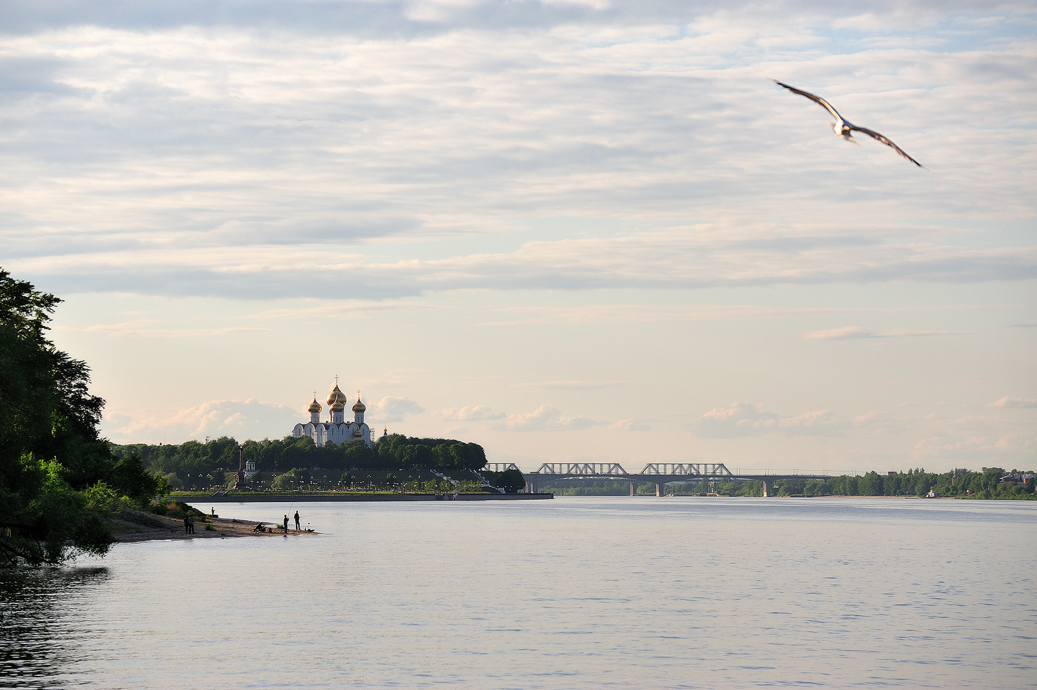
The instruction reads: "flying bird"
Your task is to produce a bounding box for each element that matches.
[772,79,923,167]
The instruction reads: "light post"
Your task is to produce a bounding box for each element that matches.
[234,443,247,491]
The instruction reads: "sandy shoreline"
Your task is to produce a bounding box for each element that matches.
[110,509,317,543]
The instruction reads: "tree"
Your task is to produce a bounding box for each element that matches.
[484,469,525,493]
[1,268,152,567]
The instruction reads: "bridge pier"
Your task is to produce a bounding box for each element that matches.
[629,482,634,497]
[656,482,663,497]
[761,479,771,497]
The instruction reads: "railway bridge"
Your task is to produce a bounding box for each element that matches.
[483,462,830,497]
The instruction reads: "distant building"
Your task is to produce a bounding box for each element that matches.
[292,380,372,448]
[245,459,256,479]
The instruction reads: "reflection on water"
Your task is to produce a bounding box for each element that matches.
[2,498,1036,689]
[0,567,109,688]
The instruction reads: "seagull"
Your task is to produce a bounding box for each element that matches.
[772,79,923,167]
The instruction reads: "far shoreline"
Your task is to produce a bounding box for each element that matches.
[175,492,554,503]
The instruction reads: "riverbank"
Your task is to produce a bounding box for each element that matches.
[174,492,554,503]
[109,509,317,543]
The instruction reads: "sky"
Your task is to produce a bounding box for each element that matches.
[2,0,1034,474]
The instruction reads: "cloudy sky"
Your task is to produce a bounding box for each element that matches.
[3,0,1034,473]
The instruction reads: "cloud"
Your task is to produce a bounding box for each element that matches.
[68,320,269,338]
[369,396,424,423]
[485,303,1013,326]
[912,431,1037,461]
[804,326,973,340]
[987,396,1037,409]
[503,405,600,432]
[609,418,651,431]
[695,402,846,438]
[252,301,446,322]
[2,5,1035,301]
[16,229,1037,301]
[103,398,301,443]
[441,405,505,421]
[512,380,625,391]
[853,410,886,424]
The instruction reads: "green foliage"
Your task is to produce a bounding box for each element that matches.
[481,468,526,493]
[761,467,1035,499]
[271,468,312,491]
[148,499,204,520]
[538,480,630,496]
[0,269,164,567]
[2,455,115,566]
[115,433,488,481]
[108,454,159,508]
[535,468,1034,500]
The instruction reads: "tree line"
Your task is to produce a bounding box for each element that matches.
[111,433,488,487]
[538,467,1035,499]
[771,467,1035,499]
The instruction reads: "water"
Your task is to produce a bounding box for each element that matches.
[2,497,1035,689]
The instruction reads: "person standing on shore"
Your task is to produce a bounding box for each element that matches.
[184,516,190,534]
[294,511,300,530]
[283,515,289,532]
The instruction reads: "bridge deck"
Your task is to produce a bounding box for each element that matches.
[518,462,829,482]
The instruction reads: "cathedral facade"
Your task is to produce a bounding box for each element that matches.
[292,382,372,448]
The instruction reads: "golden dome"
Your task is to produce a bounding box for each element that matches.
[307,397,322,414]
[327,384,347,406]
[330,400,345,412]
[352,397,366,413]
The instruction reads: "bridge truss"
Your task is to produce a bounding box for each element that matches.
[520,462,827,496]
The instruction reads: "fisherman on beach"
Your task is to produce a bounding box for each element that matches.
[283,515,289,532]
[294,511,300,530]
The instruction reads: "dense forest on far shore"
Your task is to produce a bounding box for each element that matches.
[542,467,1036,499]
[112,434,488,490]
[112,432,1034,501]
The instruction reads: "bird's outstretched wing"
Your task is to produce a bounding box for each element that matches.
[848,125,923,167]
[772,79,843,121]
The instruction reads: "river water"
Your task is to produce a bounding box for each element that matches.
[2,497,1035,689]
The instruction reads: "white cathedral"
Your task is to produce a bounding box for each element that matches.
[292,381,373,448]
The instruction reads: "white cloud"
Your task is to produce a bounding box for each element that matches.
[511,380,625,391]
[987,396,1037,409]
[805,326,972,340]
[912,433,1021,461]
[103,398,300,444]
[369,396,425,423]
[75,320,269,338]
[609,418,651,431]
[696,402,846,438]
[18,232,1037,300]
[503,405,600,432]
[1,6,1035,301]
[441,405,505,421]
